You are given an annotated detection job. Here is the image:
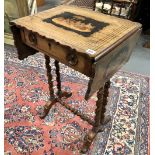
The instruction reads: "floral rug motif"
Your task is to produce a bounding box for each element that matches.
[4,45,149,155]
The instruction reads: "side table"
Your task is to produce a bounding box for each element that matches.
[10,5,141,153]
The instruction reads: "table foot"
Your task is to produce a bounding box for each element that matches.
[39,99,57,119]
[39,91,72,119]
[57,91,72,99]
[80,116,111,153]
[81,130,97,154]
[98,115,111,132]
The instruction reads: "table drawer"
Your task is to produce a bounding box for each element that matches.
[20,28,93,77]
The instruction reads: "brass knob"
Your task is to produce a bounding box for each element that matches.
[28,32,37,45]
[66,53,78,66]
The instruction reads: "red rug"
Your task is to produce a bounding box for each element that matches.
[4,45,149,155]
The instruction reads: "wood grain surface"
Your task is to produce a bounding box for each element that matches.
[11,5,141,58]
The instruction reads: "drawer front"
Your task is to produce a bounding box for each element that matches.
[20,28,93,77]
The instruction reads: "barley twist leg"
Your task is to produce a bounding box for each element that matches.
[40,55,57,119]
[54,60,72,98]
[81,80,111,153]
[81,87,104,153]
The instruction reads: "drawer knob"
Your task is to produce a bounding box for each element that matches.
[66,53,78,66]
[28,32,37,44]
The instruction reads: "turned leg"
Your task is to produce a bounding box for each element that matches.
[81,87,104,153]
[54,60,72,98]
[101,80,111,124]
[54,60,61,96]
[40,55,57,119]
[98,80,111,132]
[81,80,111,153]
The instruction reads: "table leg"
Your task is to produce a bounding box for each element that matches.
[54,60,72,98]
[81,80,111,153]
[40,55,56,119]
[98,80,111,132]
[101,80,111,124]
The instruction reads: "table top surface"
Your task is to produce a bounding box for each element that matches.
[12,5,141,58]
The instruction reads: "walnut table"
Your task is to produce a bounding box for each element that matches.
[10,5,141,153]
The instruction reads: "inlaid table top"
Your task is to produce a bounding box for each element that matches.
[11,5,141,58]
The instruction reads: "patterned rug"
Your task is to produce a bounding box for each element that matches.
[4,45,149,155]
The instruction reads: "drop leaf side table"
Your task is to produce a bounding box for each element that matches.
[10,5,141,153]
